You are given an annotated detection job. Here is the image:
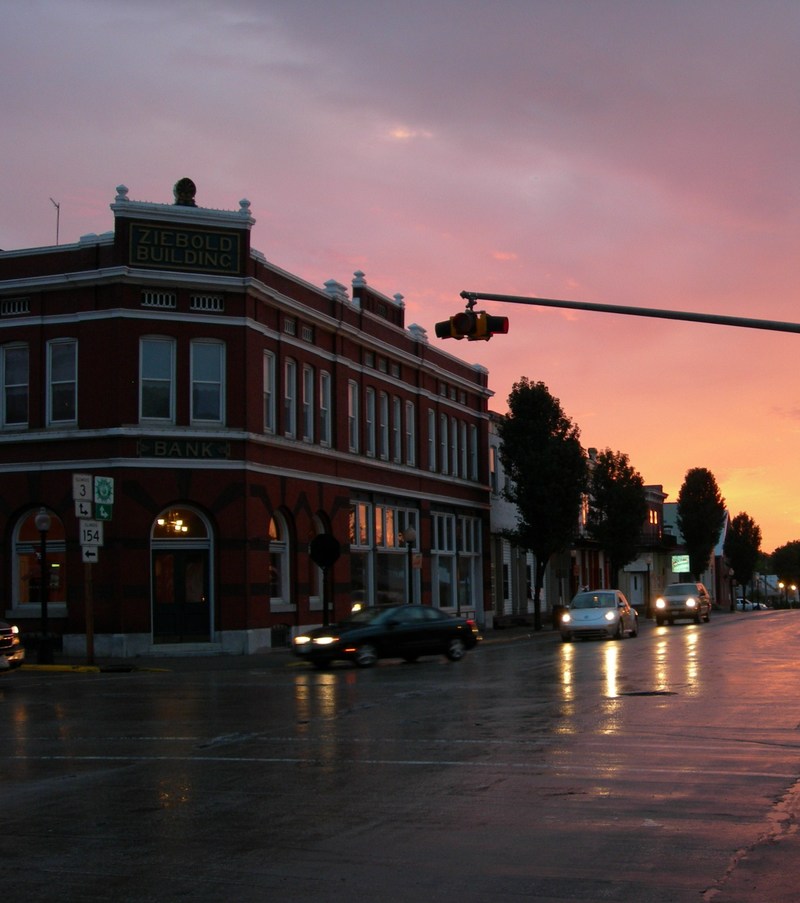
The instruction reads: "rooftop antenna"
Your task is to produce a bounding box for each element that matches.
[49,197,60,245]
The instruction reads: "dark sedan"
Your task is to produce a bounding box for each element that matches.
[291,604,481,668]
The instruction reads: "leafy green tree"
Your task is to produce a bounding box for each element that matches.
[586,449,648,587]
[723,512,762,601]
[771,541,800,593]
[677,468,727,580]
[497,378,587,630]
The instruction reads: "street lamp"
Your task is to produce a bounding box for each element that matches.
[35,506,52,664]
[728,568,735,612]
[401,526,417,605]
[645,556,652,618]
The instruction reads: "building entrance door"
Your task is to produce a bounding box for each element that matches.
[151,507,213,644]
[152,550,210,643]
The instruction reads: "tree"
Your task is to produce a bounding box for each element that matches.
[771,541,800,601]
[497,378,587,630]
[676,468,727,580]
[586,449,648,587]
[723,512,761,601]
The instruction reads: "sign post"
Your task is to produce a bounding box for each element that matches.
[73,474,113,665]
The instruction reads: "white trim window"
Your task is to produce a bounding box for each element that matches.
[1,343,28,427]
[405,400,415,465]
[319,370,332,446]
[379,392,389,461]
[47,338,77,425]
[392,397,402,463]
[284,359,297,439]
[269,512,291,608]
[348,380,359,452]
[365,387,376,457]
[439,413,449,475]
[302,364,314,443]
[469,424,479,481]
[140,337,175,422]
[263,350,276,433]
[427,408,436,472]
[191,340,225,424]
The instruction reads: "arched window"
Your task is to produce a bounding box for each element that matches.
[269,513,291,608]
[13,508,67,611]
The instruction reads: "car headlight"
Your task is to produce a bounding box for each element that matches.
[686,598,697,608]
[293,635,312,646]
[10,624,19,635]
[561,612,571,624]
[655,598,666,609]
[312,635,338,646]
[604,611,616,622]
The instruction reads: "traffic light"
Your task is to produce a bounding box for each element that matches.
[434,310,509,341]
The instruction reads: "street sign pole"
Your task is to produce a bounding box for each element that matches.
[85,563,94,665]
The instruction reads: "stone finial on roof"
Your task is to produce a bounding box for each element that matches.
[352,270,367,288]
[115,185,129,202]
[324,279,349,303]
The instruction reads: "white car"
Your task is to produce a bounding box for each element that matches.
[560,589,638,642]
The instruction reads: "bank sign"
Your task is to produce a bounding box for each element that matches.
[129,223,242,275]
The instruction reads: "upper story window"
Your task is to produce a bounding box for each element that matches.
[319,371,332,447]
[302,365,314,443]
[379,392,389,461]
[427,409,436,472]
[392,397,402,463]
[140,337,175,422]
[1,343,28,428]
[284,359,297,438]
[365,387,376,457]
[348,380,359,453]
[47,339,77,425]
[405,400,416,465]
[263,351,276,434]
[191,340,224,424]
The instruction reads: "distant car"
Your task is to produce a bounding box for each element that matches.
[654,582,712,625]
[0,620,25,672]
[736,598,768,611]
[560,589,638,642]
[291,604,481,668]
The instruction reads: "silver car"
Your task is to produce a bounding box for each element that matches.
[654,582,712,625]
[560,589,639,642]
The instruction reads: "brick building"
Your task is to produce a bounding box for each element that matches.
[0,180,492,657]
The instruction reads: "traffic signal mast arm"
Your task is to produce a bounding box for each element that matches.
[434,294,509,341]
[458,291,800,335]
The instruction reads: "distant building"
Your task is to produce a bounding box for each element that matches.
[0,180,492,657]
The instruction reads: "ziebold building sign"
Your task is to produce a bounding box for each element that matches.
[129,224,242,274]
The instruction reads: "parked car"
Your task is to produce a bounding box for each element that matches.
[559,589,638,642]
[736,598,768,611]
[291,604,481,669]
[0,619,25,672]
[654,582,712,625]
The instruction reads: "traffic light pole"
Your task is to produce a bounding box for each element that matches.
[459,291,800,335]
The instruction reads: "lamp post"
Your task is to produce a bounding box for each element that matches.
[35,507,52,664]
[645,556,652,618]
[728,568,735,612]
[401,526,417,605]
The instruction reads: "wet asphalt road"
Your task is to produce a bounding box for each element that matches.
[3,611,800,902]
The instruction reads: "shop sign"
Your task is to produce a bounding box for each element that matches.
[137,438,231,459]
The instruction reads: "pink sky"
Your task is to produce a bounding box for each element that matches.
[2,1,799,551]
